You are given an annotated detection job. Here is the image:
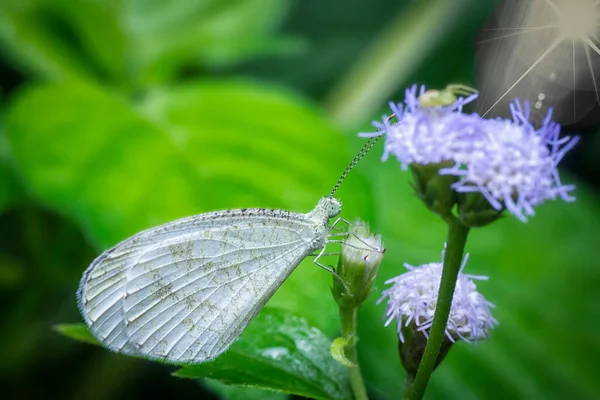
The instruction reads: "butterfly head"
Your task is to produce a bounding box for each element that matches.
[319,196,342,218]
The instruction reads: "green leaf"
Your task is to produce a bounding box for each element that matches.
[56,312,349,399]
[330,337,356,368]
[122,0,295,83]
[54,314,343,400]
[53,323,100,346]
[175,308,352,400]
[203,380,288,400]
[0,0,101,81]
[5,79,373,337]
[0,0,294,84]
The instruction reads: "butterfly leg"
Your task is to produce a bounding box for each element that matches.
[313,245,351,294]
[328,217,351,233]
[328,218,383,251]
[327,233,385,254]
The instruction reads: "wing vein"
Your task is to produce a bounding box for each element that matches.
[131,239,299,349]
[127,239,303,291]
[185,243,308,359]
[136,241,306,356]
[124,239,306,323]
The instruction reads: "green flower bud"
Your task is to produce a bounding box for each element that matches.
[457,191,504,227]
[410,162,459,218]
[332,221,384,308]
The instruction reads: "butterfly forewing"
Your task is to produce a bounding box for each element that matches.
[78,207,329,363]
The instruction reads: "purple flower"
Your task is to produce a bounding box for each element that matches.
[378,248,497,343]
[362,84,580,222]
[360,84,480,169]
[440,101,579,222]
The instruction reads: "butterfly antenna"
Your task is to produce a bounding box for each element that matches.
[329,114,394,197]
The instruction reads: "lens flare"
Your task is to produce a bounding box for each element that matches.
[476,0,600,125]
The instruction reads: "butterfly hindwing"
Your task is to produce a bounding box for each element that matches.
[78,208,327,363]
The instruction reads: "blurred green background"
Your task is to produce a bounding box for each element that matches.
[1,0,599,399]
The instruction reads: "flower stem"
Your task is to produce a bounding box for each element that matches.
[405,218,470,400]
[339,305,368,400]
[403,374,415,398]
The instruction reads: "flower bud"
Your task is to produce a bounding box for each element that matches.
[456,191,504,227]
[398,323,453,377]
[410,162,459,217]
[332,221,384,308]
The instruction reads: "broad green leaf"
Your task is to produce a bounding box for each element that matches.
[175,308,352,400]
[0,0,101,81]
[0,0,294,84]
[5,79,373,337]
[53,323,100,346]
[203,380,287,400]
[344,140,600,400]
[56,311,349,400]
[123,0,295,83]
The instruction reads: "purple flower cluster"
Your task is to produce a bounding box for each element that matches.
[378,248,497,343]
[362,85,579,222]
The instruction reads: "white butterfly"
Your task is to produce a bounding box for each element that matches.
[78,196,345,363]
[77,135,384,363]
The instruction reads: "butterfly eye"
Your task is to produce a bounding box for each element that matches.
[328,199,342,218]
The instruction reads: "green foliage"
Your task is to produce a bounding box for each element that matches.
[203,380,287,400]
[56,310,351,400]
[176,309,352,400]
[0,123,22,212]
[0,0,294,84]
[5,79,372,252]
[330,337,357,368]
[53,323,100,346]
[0,156,22,213]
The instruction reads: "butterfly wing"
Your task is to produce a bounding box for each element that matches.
[78,208,326,363]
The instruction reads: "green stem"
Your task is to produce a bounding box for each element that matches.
[403,374,415,398]
[405,218,470,400]
[339,305,368,400]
